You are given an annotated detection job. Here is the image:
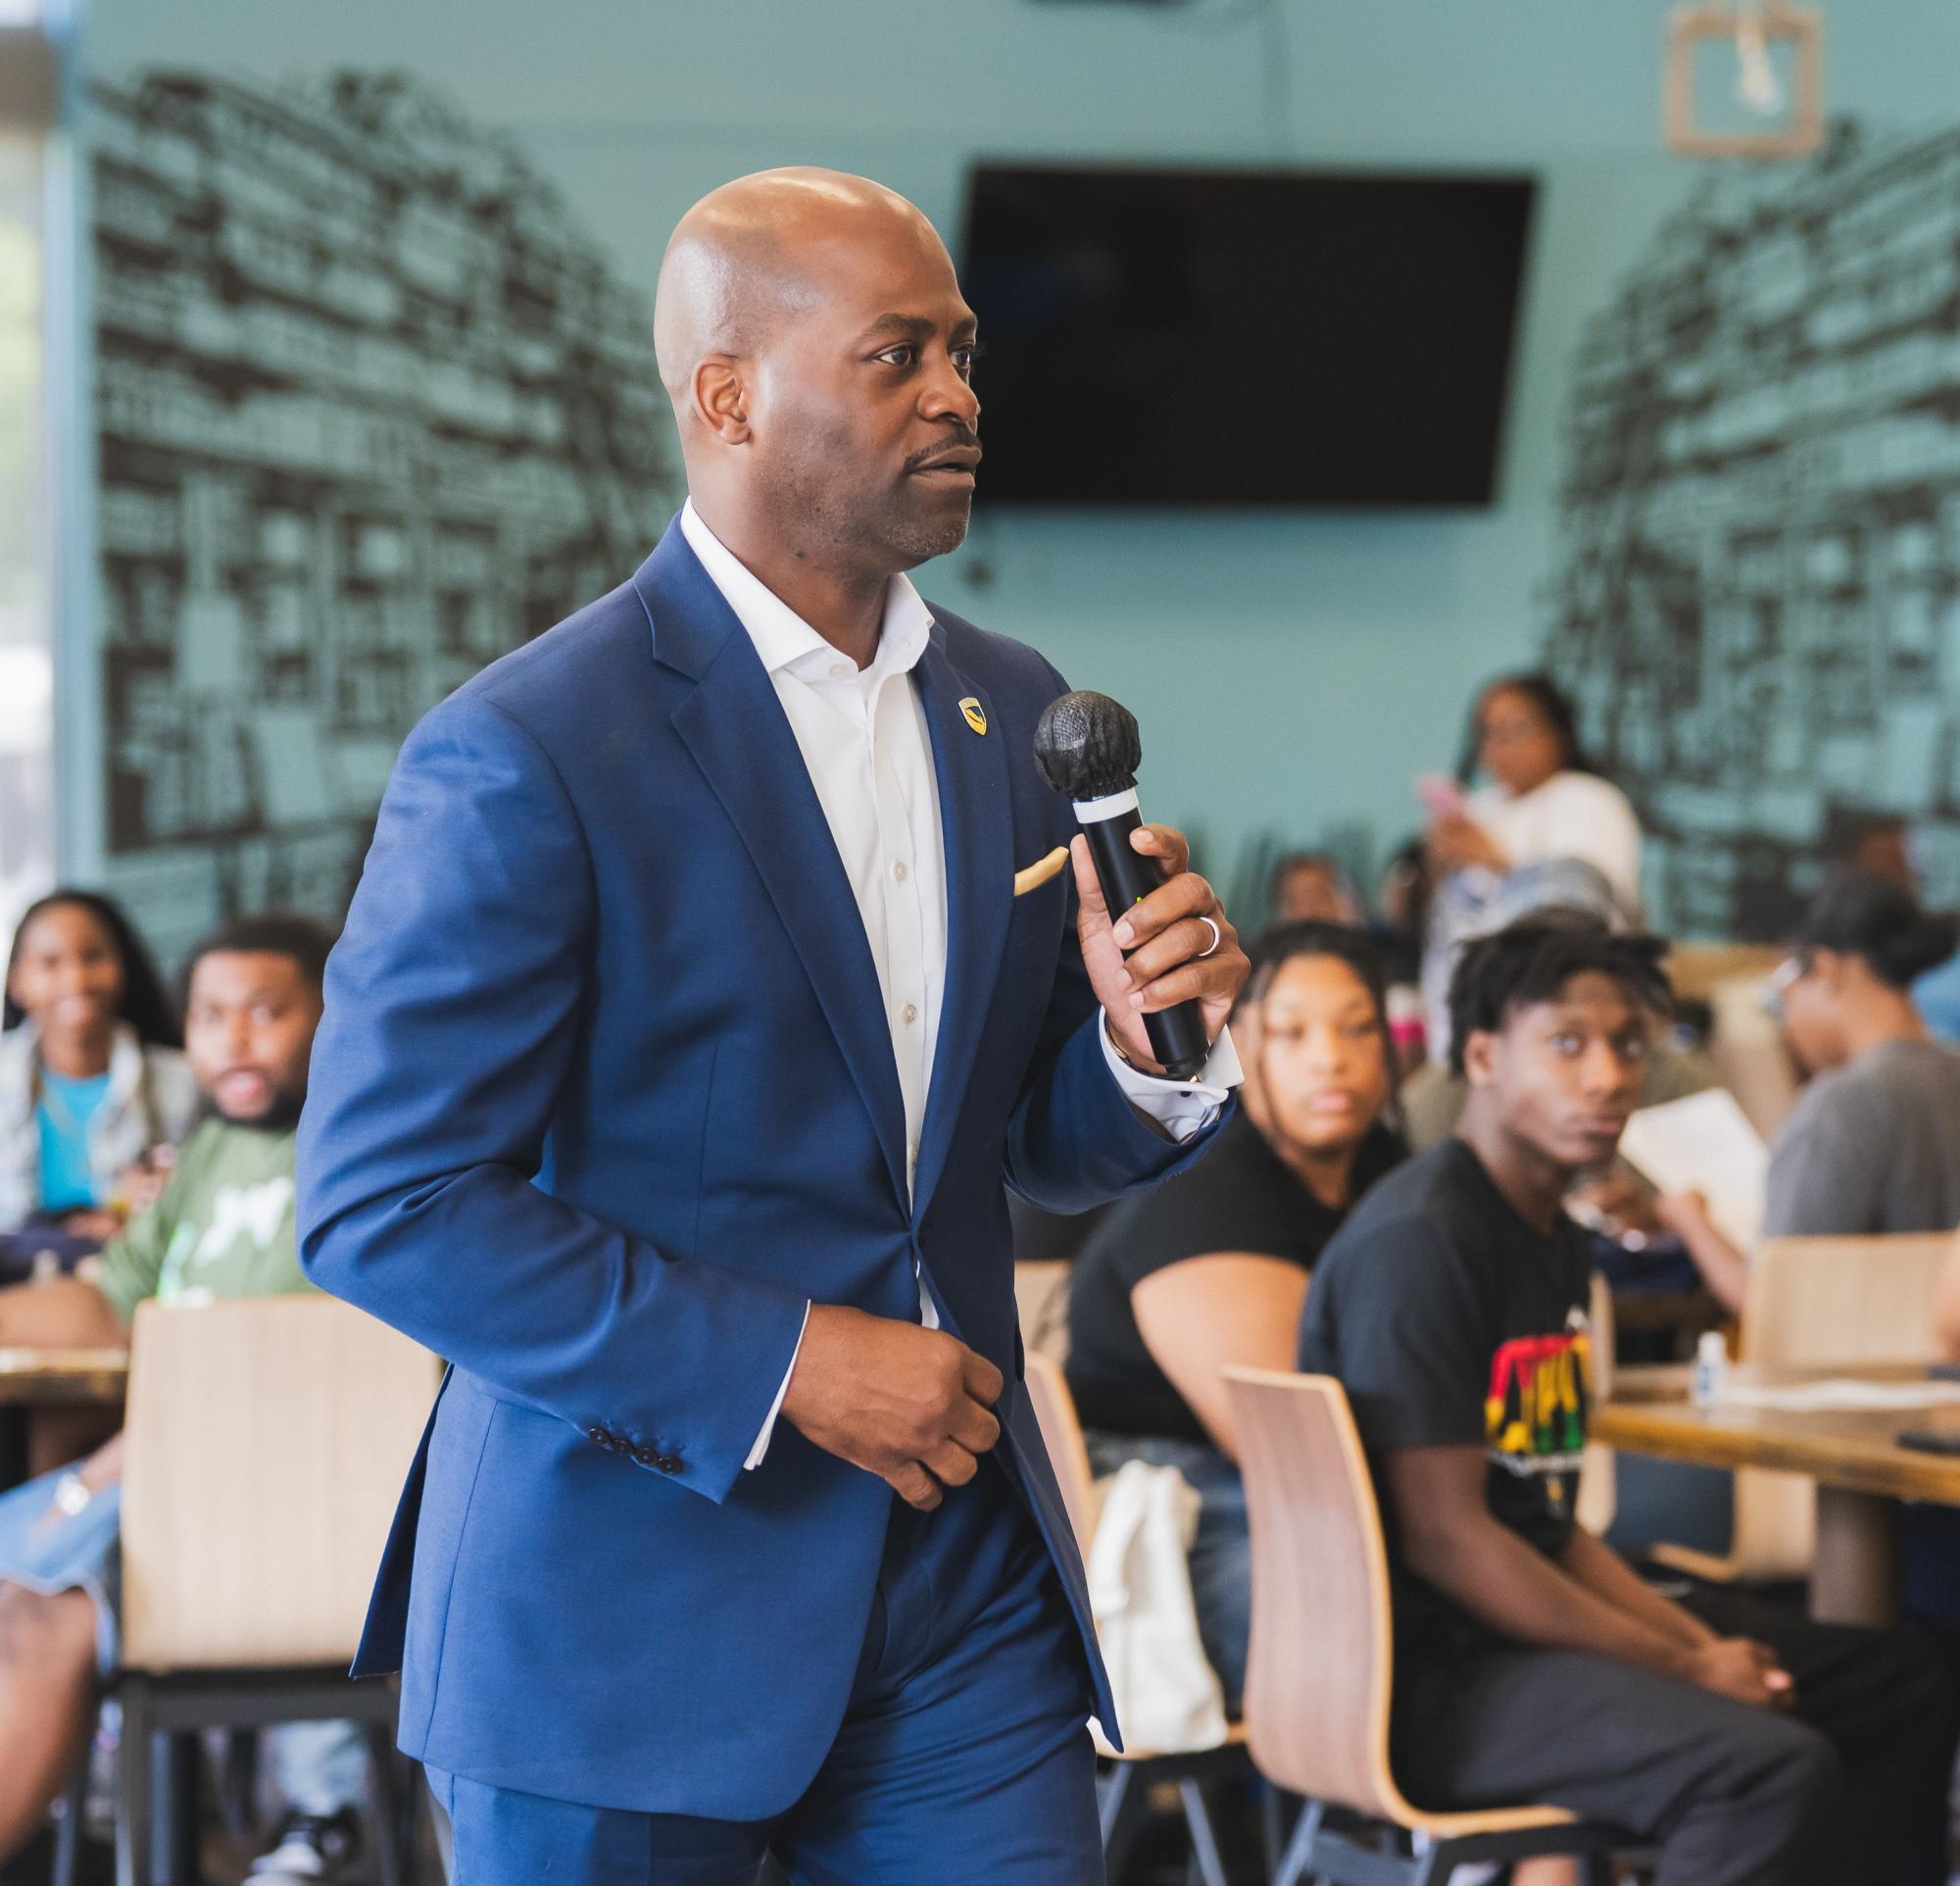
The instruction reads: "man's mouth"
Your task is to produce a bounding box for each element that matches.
[215,1068,271,1112]
[908,445,982,484]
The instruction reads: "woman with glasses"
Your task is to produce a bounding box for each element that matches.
[1658,873,1960,1313]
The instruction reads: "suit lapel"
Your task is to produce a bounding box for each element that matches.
[637,525,910,1209]
[912,633,1013,1217]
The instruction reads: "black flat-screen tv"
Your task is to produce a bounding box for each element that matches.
[959,163,1536,508]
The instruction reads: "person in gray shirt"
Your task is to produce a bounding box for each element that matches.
[1661,874,1960,1312]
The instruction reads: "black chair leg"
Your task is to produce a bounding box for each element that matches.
[1178,1777,1230,1886]
[1272,1797,1322,1886]
[363,1722,407,1886]
[1100,1763,1150,1881]
[117,1680,151,1886]
[51,1729,88,1886]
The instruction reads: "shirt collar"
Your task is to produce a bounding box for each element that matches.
[679,498,933,684]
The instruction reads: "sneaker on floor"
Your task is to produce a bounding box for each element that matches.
[245,1809,365,1883]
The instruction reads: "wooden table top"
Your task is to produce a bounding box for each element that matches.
[1595,1365,1960,1506]
[0,1347,129,1408]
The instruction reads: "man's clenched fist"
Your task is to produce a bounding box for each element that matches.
[780,1304,1004,1511]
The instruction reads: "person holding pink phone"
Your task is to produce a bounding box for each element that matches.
[1422,672,1642,918]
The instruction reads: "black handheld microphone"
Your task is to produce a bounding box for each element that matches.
[1032,689,1212,1081]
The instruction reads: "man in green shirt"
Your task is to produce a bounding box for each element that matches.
[0,915,371,1884]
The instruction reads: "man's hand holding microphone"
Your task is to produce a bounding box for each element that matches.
[780,689,1247,1509]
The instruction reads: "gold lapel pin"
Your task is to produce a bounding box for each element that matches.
[958,696,988,736]
[1013,846,1068,897]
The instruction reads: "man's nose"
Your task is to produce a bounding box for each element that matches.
[921,353,979,426]
[1582,1041,1636,1096]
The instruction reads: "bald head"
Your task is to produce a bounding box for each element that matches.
[654,168,943,404]
[653,166,983,586]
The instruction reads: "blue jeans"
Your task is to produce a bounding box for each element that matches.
[1085,1430,1250,1713]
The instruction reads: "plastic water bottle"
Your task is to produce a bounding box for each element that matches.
[1693,1330,1730,1408]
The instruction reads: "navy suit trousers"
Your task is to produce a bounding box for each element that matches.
[428,1458,1102,1885]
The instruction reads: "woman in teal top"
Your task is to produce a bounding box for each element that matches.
[0,891,197,1237]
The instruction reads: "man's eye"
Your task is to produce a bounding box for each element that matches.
[878,344,917,368]
[1550,1033,1583,1056]
[954,340,985,377]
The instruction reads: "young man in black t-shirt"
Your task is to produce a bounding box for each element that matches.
[1300,918,1958,1886]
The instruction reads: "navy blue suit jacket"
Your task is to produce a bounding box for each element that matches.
[297,519,1226,1817]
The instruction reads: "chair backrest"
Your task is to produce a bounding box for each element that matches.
[1021,1350,1099,1557]
[121,1294,441,1672]
[1013,1259,1072,1365]
[1223,1366,1405,1822]
[1704,973,1799,1140]
[1742,1233,1951,1369]
[1713,1232,1950,1581]
[1575,1270,1616,1539]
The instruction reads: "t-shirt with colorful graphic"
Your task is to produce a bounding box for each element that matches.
[95,1118,308,1322]
[1298,1137,1593,1664]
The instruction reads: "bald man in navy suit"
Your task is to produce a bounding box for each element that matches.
[300,169,1248,1884]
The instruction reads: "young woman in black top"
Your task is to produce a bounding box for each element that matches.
[1065,922,1402,1709]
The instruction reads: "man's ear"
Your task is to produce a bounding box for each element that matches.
[1461,1027,1499,1090]
[691,356,752,444]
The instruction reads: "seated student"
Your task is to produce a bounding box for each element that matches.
[1268,852,1364,927]
[0,916,370,1886]
[1300,918,1957,1886]
[1066,922,1402,1709]
[1658,874,1960,1314]
[0,892,198,1242]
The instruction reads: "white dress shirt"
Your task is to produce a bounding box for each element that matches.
[675,502,1238,1465]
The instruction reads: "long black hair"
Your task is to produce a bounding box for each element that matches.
[1795,874,1960,992]
[1456,670,1599,784]
[1243,919,1393,1035]
[3,889,182,1048]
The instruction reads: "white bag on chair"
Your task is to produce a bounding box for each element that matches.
[1086,1459,1229,1754]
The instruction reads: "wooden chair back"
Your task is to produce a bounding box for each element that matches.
[1654,1232,1950,1584]
[1743,1233,1951,1370]
[1704,973,1799,1140]
[121,1295,440,1672]
[1022,1349,1100,1558]
[1222,1367,1401,1820]
[1013,1260,1072,1365]
[1666,943,1785,1005]
[1576,1271,1616,1539]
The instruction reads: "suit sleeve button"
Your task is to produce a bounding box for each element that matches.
[587,1425,612,1450]
[657,1454,683,1475]
[632,1444,659,1466]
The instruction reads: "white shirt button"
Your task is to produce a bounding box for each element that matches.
[830,662,852,679]
[903,1002,917,1024]
[892,861,908,882]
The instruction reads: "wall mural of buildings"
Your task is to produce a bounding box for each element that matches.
[1546,121,1960,941]
[91,70,680,953]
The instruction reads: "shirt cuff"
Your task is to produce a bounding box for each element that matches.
[743,1299,811,1470]
[1100,1021,1242,1143]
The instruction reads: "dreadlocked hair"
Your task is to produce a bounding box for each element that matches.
[1447,917,1672,1076]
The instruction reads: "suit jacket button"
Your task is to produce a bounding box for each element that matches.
[657,1453,682,1475]
[633,1444,659,1467]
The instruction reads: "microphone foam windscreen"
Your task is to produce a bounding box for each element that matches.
[1033,690,1143,800]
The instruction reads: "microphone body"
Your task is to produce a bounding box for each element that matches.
[1072,787,1212,1079]
[1032,690,1211,1081]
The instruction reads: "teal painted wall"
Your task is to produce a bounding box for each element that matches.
[72,0,1960,944]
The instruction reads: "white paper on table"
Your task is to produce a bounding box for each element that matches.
[1719,1379,1960,1413]
[1617,1088,1768,1250]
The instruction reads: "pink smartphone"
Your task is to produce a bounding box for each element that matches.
[1415,772,1467,820]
